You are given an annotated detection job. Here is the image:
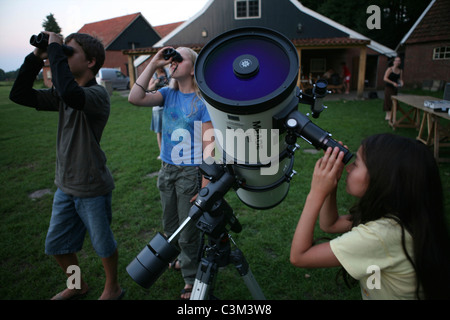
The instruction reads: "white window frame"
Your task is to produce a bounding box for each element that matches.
[433,46,450,60]
[234,0,261,20]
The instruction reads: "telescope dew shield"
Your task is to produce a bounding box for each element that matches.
[126,233,179,289]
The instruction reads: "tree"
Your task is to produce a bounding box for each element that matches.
[42,13,61,34]
[299,0,432,50]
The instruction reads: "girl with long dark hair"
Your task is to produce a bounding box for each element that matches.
[290,133,450,299]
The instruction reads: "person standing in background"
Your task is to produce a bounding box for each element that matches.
[383,56,404,121]
[341,62,351,94]
[10,31,124,300]
[128,46,213,300]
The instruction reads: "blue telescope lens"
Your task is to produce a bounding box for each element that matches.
[203,37,290,101]
[195,27,299,115]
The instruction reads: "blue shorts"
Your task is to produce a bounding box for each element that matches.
[45,188,117,258]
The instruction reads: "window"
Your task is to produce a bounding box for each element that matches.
[235,0,261,19]
[433,46,450,60]
[115,71,126,79]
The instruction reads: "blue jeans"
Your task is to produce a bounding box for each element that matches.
[45,188,117,258]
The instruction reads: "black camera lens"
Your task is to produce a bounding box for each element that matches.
[163,48,183,63]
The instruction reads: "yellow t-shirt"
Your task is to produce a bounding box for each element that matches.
[330,217,422,299]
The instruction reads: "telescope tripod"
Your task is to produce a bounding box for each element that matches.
[126,162,266,299]
[180,162,265,300]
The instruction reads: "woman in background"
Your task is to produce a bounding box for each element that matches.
[129,47,213,300]
[383,57,404,120]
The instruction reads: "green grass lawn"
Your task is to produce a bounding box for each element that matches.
[1,81,449,300]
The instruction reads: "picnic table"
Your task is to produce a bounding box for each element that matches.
[389,94,450,163]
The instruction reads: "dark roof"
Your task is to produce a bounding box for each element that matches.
[405,0,450,44]
[154,0,394,56]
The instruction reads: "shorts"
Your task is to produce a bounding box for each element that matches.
[150,107,163,133]
[45,188,117,258]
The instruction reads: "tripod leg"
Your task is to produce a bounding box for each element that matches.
[231,248,266,300]
[190,258,218,300]
[241,268,266,300]
[191,279,209,300]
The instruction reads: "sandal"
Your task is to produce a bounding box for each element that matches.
[168,259,181,271]
[180,286,192,300]
[51,288,89,300]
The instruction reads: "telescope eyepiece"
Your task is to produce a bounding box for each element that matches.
[286,111,353,164]
[313,79,328,97]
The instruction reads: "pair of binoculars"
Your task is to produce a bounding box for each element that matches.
[163,48,183,63]
[30,33,74,56]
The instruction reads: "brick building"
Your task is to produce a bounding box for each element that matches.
[124,0,397,98]
[43,13,161,87]
[397,0,450,90]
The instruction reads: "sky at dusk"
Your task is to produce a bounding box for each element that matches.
[0,0,210,72]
